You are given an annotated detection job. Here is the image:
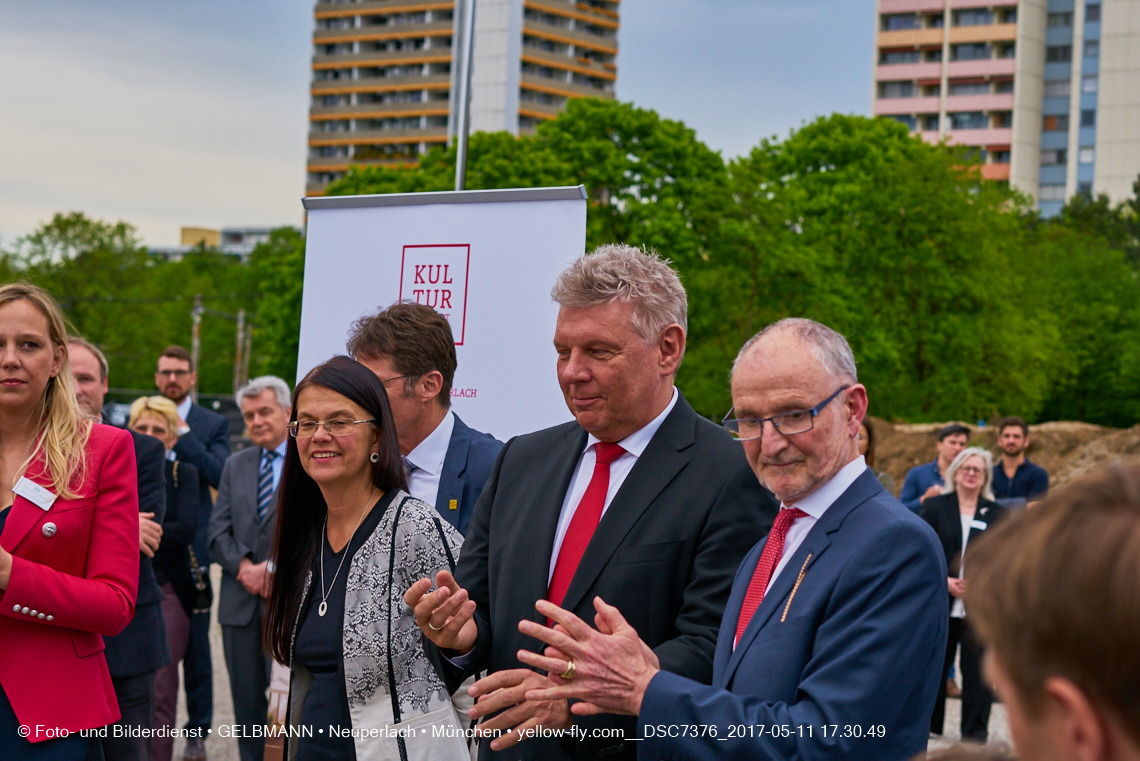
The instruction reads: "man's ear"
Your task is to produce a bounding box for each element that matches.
[658,324,686,376]
[419,371,445,403]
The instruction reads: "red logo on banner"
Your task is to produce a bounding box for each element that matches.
[399,244,471,345]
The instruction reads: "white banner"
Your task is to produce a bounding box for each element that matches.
[297,186,587,441]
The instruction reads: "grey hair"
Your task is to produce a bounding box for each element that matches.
[733,318,858,383]
[236,375,292,411]
[550,244,688,343]
[942,446,995,502]
[67,336,109,381]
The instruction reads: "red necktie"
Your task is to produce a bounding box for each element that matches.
[734,507,808,648]
[547,442,627,613]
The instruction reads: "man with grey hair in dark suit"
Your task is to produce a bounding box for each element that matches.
[208,375,291,761]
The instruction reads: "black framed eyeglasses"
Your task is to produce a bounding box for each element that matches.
[288,418,376,438]
[721,385,850,441]
[378,375,408,387]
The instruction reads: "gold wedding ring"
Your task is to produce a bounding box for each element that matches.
[560,659,576,681]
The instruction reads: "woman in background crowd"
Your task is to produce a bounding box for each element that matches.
[263,357,465,761]
[921,446,1006,742]
[858,419,895,495]
[0,283,140,760]
[128,396,200,761]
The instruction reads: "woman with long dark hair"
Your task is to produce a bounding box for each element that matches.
[0,283,141,759]
[263,356,466,761]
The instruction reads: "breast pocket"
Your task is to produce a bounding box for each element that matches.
[617,540,684,565]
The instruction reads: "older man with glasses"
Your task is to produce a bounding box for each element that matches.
[515,318,948,761]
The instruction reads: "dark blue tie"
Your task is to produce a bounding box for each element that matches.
[258,450,277,523]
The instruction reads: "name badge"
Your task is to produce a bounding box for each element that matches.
[970,519,988,531]
[13,477,58,511]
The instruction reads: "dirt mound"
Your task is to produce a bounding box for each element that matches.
[867,417,1140,495]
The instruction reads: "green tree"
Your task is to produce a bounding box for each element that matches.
[249,227,307,384]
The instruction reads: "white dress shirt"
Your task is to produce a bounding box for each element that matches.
[263,438,288,492]
[404,410,455,508]
[547,388,679,583]
[765,455,868,596]
[176,395,192,423]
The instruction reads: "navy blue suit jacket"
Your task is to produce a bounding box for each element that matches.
[173,402,230,565]
[639,469,948,761]
[433,414,503,536]
[103,427,171,677]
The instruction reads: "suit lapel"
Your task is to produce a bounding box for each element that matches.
[522,425,588,634]
[722,469,882,686]
[557,398,695,617]
[713,545,760,688]
[434,417,472,527]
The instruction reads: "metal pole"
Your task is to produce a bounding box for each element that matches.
[240,323,252,388]
[190,294,203,405]
[233,308,245,393]
[454,0,477,191]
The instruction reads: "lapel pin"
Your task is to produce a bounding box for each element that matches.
[42,522,57,538]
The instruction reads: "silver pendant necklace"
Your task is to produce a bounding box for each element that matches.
[318,487,376,617]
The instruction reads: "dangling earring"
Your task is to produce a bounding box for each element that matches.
[370,452,380,463]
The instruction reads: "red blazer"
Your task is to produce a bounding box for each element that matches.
[0,423,140,740]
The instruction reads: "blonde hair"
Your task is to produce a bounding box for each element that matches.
[942,446,995,502]
[0,283,90,498]
[129,395,179,433]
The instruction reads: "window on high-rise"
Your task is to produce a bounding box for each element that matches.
[881,13,921,30]
[1081,110,1097,127]
[1086,4,1101,22]
[925,49,943,62]
[880,49,921,64]
[1043,114,1070,131]
[995,80,1014,93]
[922,84,941,97]
[1078,181,1093,195]
[1044,80,1071,97]
[1082,75,1098,92]
[998,43,1017,58]
[1039,184,1067,201]
[879,81,916,98]
[1083,41,1099,58]
[993,111,1013,128]
[1047,12,1073,27]
[891,115,919,130]
[951,43,992,60]
[999,7,1017,23]
[921,114,940,130]
[1079,147,1095,164]
[1041,149,1067,165]
[948,111,987,129]
[954,9,994,25]
[993,150,1011,164]
[948,81,991,95]
[1046,45,1073,62]
[926,14,945,28]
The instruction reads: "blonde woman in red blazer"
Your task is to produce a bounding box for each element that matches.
[0,283,140,760]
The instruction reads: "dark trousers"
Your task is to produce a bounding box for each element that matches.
[182,611,212,732]
[103,672,156,761]
[931,616,994,741]
[222,610,271,761]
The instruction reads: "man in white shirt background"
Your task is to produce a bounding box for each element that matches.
[348,301,502,535]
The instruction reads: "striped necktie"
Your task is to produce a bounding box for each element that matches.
[257,449,277,523]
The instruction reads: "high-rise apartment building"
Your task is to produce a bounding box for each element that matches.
[307,0,619,195]
[872,0,1140,216]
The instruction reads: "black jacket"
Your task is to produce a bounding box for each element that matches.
[153,459,201,616]
[920,492,1008,610]
[103,428,171,677]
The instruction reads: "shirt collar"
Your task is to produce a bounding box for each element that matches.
[584,387,679,458]
[165,449,177,462]
[263,439,288,460]
[176,396,193,422]
[784,455,868,519]
[405,410,455,476]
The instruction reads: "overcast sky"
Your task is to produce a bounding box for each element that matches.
[0,0,874,247]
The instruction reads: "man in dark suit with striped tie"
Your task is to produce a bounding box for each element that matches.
[208,376,292,761]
